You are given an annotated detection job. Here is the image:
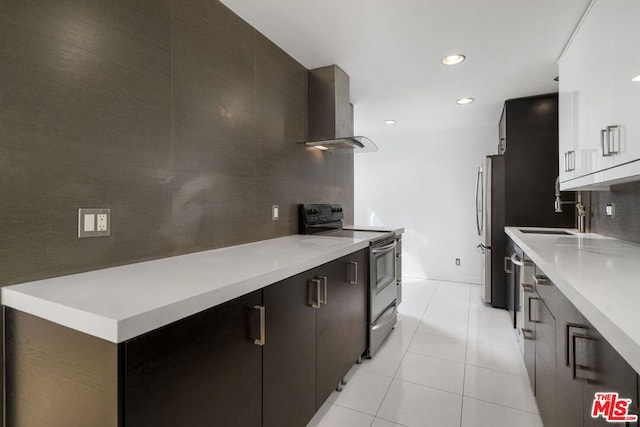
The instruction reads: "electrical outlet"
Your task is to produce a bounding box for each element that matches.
[78,208,111,238]
[97,214,108,231]
[605,203,615,218]
[455,258,461,266]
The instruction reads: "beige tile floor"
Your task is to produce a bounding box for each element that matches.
[307,278,543,427]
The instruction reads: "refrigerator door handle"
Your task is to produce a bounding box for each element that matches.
[475,167,483,236]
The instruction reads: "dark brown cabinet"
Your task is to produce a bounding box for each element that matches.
[262,270,317,427]
[316,249,367,405]
[6,248,368,427]
[263,249,367,427]
[522,290,536,390]
[581,323,639,426]
[124,290,263,427]
[533,297,556,427]
[521,263,639,427]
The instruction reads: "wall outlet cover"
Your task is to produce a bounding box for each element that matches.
[78,208,111,238]
[605,203,615,218]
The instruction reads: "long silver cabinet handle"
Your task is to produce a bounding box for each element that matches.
[253,305,266,346]
[533,275,550,286]
[522,284,535,293]
[309,279,322,308]
[564,152,569,172]
[571,334,594,383]
[521,328,534,340]
[320,276,328,304]
[347,262,358,284]
[601,129,611,156]
[528,297,540,323]
[475,167,483,236]
[607,125,619,154]
[565,322,588,366]
[504,256,512,273]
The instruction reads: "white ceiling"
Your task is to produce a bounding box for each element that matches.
[220,0,590,141]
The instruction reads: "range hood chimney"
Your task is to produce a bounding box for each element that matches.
[306,65,377,153]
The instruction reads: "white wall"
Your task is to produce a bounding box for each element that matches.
[354,124,497,284]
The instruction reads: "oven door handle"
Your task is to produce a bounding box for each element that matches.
[372,241,397,255]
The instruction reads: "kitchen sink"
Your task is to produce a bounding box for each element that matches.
[519,229,573,235]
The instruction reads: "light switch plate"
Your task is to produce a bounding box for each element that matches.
[78,208,111,238]
[272,205,279,221]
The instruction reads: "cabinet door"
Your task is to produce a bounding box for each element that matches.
[582,324,639,427]
[534,298,556,427]
[559,0,614,183]
[612,0,640,167]
[263,272,317,427]
[554,295,587,427]
[316,249,368,407]
[584,0,616,173]
[124,290,262,427]
[523,292,536,391]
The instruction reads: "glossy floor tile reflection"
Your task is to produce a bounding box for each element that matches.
[307,278,543,427]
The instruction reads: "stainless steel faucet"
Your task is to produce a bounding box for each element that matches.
[555,177,586,233]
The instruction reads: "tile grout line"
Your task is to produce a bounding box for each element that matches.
[459,286,472,427]
[461,396,542,416]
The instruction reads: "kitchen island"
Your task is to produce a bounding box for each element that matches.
[3,234,371,427]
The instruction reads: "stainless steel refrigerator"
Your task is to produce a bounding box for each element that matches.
[475,155,506,308]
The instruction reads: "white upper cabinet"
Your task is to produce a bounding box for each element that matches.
[612,0,640,166]
[558,0,640,190]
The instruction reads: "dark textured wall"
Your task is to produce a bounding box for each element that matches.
[0,0,354,289]
[586,181,640,244]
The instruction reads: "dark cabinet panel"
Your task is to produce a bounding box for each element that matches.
[554,294,587,427]
[523,292,536,390]
[502,94,575,228]
[582,324,639,427]
[263,248,367,425]
[316,250,367,406]
[124,290,263,427]
[527,264,640,427]
[263,272,317,427]
[534,298,556,427]
[5,308,119,427]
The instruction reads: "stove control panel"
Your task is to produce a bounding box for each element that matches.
[299,203,344,233]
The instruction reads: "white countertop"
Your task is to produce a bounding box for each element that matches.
[505,226,640,374]
[1,235,370,343]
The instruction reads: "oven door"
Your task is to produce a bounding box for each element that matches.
[370,238,398,322]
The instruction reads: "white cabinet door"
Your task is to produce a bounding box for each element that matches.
[558,0,640,190]
[583,0,616,173]
[612,0,640,166]
[558,0,606,184]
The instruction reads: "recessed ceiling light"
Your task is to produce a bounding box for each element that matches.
[456,97,475,105]
[442,54,466,65]
[384,120,396,125]
[632,75,640,82]
[314,145,329,150]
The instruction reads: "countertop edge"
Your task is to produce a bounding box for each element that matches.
[505,227,640,374]
[2,237,370,344]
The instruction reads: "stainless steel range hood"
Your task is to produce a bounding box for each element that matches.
[306,65,377,153]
